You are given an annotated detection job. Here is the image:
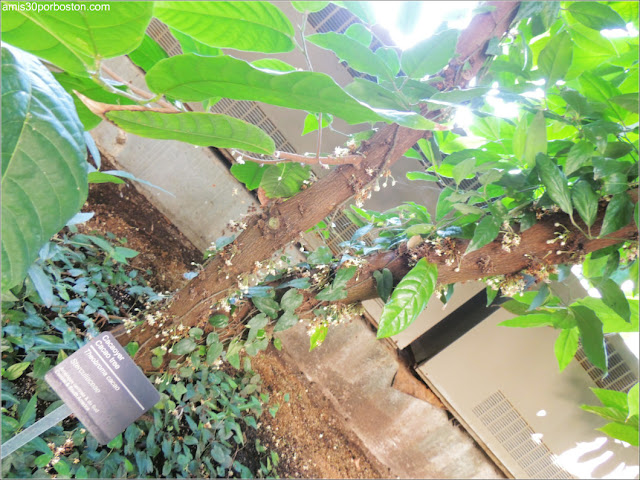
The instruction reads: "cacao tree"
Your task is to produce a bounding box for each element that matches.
[2,0,638,446]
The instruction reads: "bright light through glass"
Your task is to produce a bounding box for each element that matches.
[370,2,479,50]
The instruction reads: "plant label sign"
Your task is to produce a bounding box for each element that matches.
[45,332,159,444]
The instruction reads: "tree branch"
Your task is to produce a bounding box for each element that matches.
[115,1,523,368]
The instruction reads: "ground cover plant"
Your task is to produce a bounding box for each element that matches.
[1,1,638,476]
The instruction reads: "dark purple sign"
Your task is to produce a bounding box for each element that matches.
[45,332,159,444]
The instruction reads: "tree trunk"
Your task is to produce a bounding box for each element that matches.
[116,2,525,370]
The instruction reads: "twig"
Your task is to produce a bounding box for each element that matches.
[100,65,177,110]
[233,150,364,166]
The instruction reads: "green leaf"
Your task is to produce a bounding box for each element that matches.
[452,158,476,185]
[524,111,547,167]
[252,297,280,319]
[105,111,275,155]
[107,433,123,449]
[301,112,332,136]
[154,2,295,53]
[610,93,639,114]
[571,180,599,228]
[307,246,333,265]
[598,279,630,322]
[581,405,629,423]
[1,2,153,76]
[573,297,638,333]
[292,2,329,13]
[307,32,392,81]
[465,216,500,255]
[373,268,393,303]
[536,154,573,215]
[603,171,628,195]
[315,266,357,302]
[332,2,376,24]
[405,223,435,236]
[598,422,639,446]
[53,458,71,477]
[280,289,303,312]
[87,172,125,185]
[146,54,384,125]
[568,2,627,31]
[169,28,222,57]
[628,384,639,420]
[401,29,459,79]
[127,34,168,72]
[3,361,30,381]
[206,342,224,365]
[2,46,87,294]
[600,192,633,238]
[172,338,197,356]
[591,387,630,411]
[406,171,439,182]
[345,23,372,47]
[554,327,579,371]
[538,31,572,88]
[436,187,456,221]
[579,72,626,121]
[252,58,296,73]
[309,324,328,351]
[375,47,400,77]
[17,394,37,429]
[230,162,264,191]
[28,264,53,308]
[345,78,408,111]
[565,141,594,176]
[427,87,490,108]
[259,163,310,198]
[274,311,298,332]
[570,305,607,371]
[377,259,437,338]
[499,313,560,328]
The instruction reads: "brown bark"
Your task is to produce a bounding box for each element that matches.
[116,3,523,369]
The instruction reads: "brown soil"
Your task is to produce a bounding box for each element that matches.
[79,167,390,479]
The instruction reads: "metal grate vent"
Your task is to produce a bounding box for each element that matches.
[325,211,360,254]
[576,336,638,393]
[146,18,183,56]
[473,391,573,479]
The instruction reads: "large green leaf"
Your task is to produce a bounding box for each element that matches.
[377,259,437,338]
[538,31,573,89]
[571,180,598,228]
[345,78,408,111]
[565,140,594,176]
[523,111,547,167]
[573,297,638,333]
[598,422,639,446]
[465,216,500,254]
[1,45,87,293]
[154,2,295,53]
[598,278,631,322]
[291,2,329,13]
[53,72,136,130]
[568,2,627,31]
[127,34,168,72]
[307,32,393,81]
[570,305,607,371]
[145,54,382,125]
[599,192,633,238]
[401,29,459,79]
[105,111,275,154]
[1,2,153,76]
[536,154,573,215]
[169,28,222,57]
[259,163,310,198]
[554,327,580,371]
[629,383,639,420]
